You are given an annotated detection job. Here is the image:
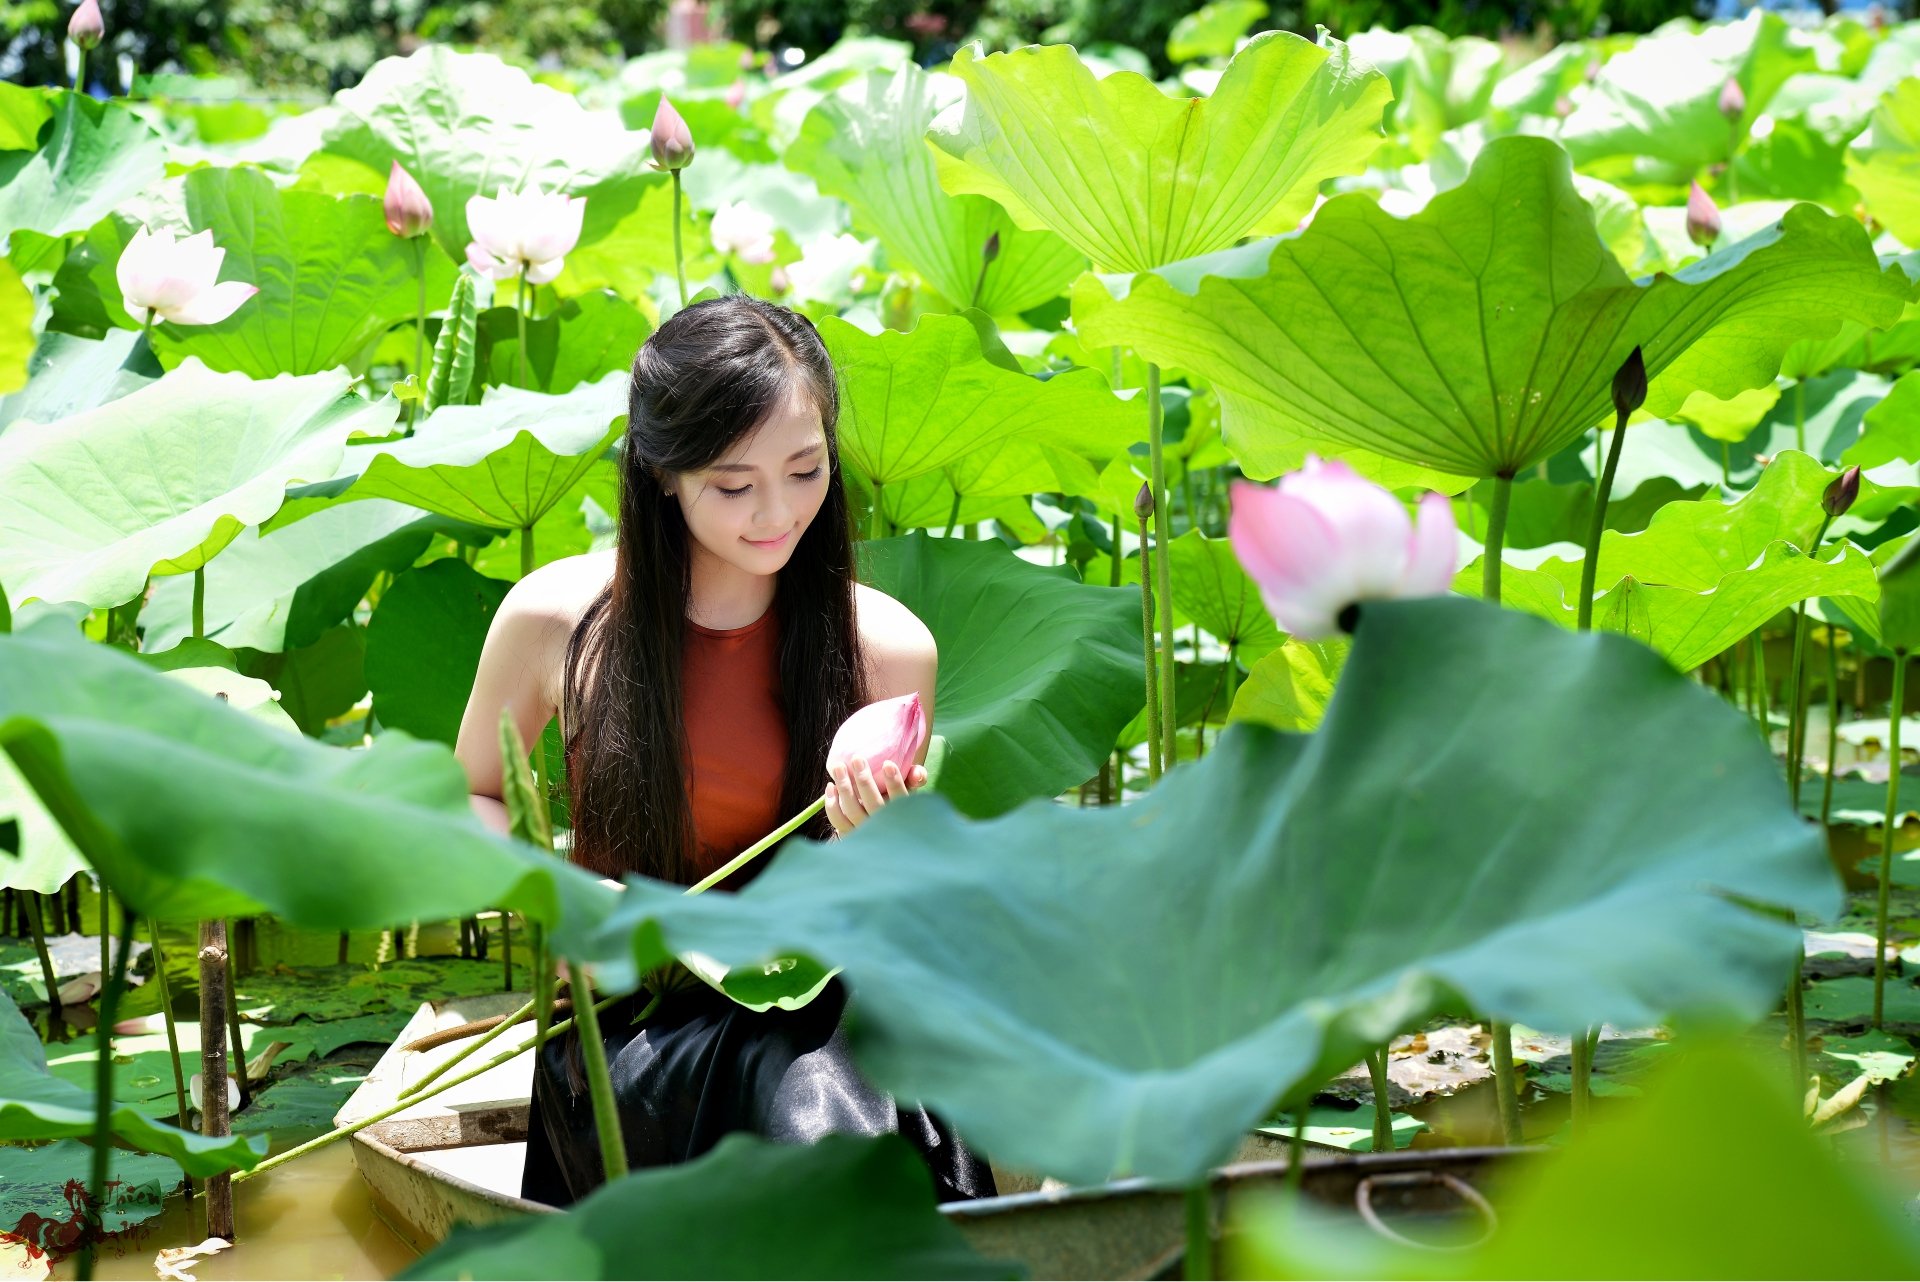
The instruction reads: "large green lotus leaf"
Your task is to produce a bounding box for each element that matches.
[1462,539,1879,673]
[320,47,660,265]
[856,533,1141,818]
[404,1133,1013,1281]
[784,64,1083,316]
[1844,370,1920,470]
[549,175,717,305]
[1072,136,1912,482]
[0,329,153,431]
[0,614,615,932]
[0,92,165,239]
[823,314,1135,491]
[1166,529,1284,663]
[366,557,512,747]
[0,360,393,612]
[135,166,458,378]
[574,597,1836,1185]
[926,32,1389,273]
[1558,12,1817,183]
[476,291,649,395]
[0,749,83,893]
[142,500,471,654]
[0,258,27,396]
[262,372,624,533]
[1230,1039,1920,1279]
[1848,79,1920,252]
[0,83,51,152]
[0,989,265,1177]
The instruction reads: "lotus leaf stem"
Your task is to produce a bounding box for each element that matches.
[1147,363,1177,770]
[147,919,189,1133]
[235,992,621,1183]
[198,918,236,1240]
[192,566,205,641]
[410,237,426,430]
[1875,651,1911,1030]
[1222,641,1239,719]
[514,274,529,392]
[1367,1047,1393,1153]
[1286,1108,1306,1193]
[1184,1183,1212,1281]
[224,922,250,1109]
[1822,622,1840,827]
[79,907,135,1282]
[687,796,825,895]
[1481,473,1513,606]
[1138,505,1163,783]
[565,960,628,1181]
[24,891,60,1025]
[1490,1020,1522,1145]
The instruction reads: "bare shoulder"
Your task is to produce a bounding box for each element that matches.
[854,583,936,699]
[501,548,619,708]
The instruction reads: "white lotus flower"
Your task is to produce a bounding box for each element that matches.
[709,200,776,265]
[188,1071,241,1113]
[115,226,259,327]
[782,233,871,303]
[464,185,587,285]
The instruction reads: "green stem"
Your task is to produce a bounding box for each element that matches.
[1109,516,1122,587]
[235,991,622,1183]
[1874,652,1910,1030]
[1146,364,1176,769]
[567,960,627,1182]
[1184,1183,1212,1281]
[1571,1031,1592,1134]
[941,489,962,539]
[671,170,688,310]
[1491,1019,1523,1145]
[1577,413,1629,630]
[98,883,108,1005]
[224,921,249,1109]
[686,797,825,894]
[515,274,529,392]
[147,919,189,1131]
[410,237,427,431]
[1367,1047,1393,1154]
[521,523,536,579]
[1787,514,1837,810]
[1721,441,1731,489]
[1795,379,1805,455]
[1223,641,1239,718]
[1482,474,1514,605]
[1822,622,1840,828]
[869,481,885,542]
[1286,1107,1306,1194]
[1139,510,1163,784]
[23,891,61,1026]
[80,905,134,1282]
[399,998,537,1102]
[501,910,514,993]
[192,565,205,641]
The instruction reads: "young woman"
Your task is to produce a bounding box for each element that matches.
[453,294,996,1206]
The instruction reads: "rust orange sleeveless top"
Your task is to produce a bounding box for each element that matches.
[681,602,788,881]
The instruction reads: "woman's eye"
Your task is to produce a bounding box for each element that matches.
[718,466,821,498]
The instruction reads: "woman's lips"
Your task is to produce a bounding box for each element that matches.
[745,530,792,548]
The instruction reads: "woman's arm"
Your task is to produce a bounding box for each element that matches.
[454,575,573,838]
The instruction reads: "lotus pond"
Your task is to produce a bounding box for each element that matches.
[6,3,1920,1278]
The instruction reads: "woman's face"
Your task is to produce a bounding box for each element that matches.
[669,386,831,578]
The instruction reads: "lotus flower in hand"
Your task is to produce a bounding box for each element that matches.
[824,692,930,836]
[1229,455,1457,640]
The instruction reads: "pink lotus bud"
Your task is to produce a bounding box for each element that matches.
[1718,76,1745,120]
[115,225,259,327]
[1823,465,1861,518]
[725,79,747,112]
[464,185,586,284]
[67,0,103,50]
[383,161,433,239]
[827,692,929,795]
[650,96,697,171]
[1228,455,1457,640]
[1686,180,1721,249]
[982,232,1000,264]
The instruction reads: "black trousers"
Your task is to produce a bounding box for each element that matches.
[520,977,998,1206]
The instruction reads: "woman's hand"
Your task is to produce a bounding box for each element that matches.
[824,753,929,837]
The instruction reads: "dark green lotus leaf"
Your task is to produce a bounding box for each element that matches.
[0,614,615,932]
[320,46,660,266]
[366,558,512,747]
[137,166,459,378]
[0,360,394,612]
[927,32,1389,273]
[0,1139,180,1236]
[1072,136,1913,482]
[403,1133,1016,1281]
[856,533,1142,818]
[573,597,1836,1185]
[263,372,625,534]
[0,989,265,1177]
[0,92,165,239]
[236,623,368,738]
[784,63,1084,316]
[1166,529,1284,663]
[477,290,650,395]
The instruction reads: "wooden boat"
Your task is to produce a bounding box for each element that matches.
[338,994,1526,1279]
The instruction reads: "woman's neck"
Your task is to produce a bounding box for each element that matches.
[685,539,777,630]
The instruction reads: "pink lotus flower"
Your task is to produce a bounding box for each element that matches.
[464,185,586,285]
[709,200,776,264]
[828,692,928,795]
[1228,455,1457,640]
[383,161,433,239]
[1686,180,1721,249]
[67,0,103,50]
[115,226,259,327]
[725,79,747,112]
[650,96,697,171]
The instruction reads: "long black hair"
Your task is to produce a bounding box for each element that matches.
[558,294,869,883]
